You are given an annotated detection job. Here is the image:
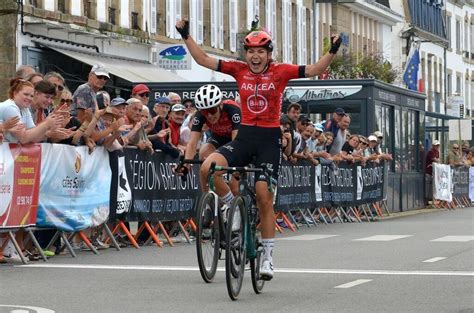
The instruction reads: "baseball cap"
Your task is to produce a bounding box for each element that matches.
[298,115,311,123]
[314,123,324,132]
[373,131,383,138]
[171,104,186,112]
[334,107,345,115]
[155,96,171,105]
[432,140,440,146]
[110,97,127,107]
[90,64,110,78]
[132,84,150,95]
[368,135,378,142]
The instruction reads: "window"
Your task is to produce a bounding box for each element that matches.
[456,74,461,94]
[247,0,259,29]
[44,0,54,11]
[402,110,417,172]
[297,2,307,64]
[150,0,157,34]
[84,1,91,18]
[282,0,292,63]
[394,107,401,172]
[131,12,139,30]
[166,0,181,39]
[58,0,65,13]
[447,73,452,96]
[189,0,204,44]
[266,0,277,54]
[210,0,223,49]
[108,7,116,25]
[375,104,394,171]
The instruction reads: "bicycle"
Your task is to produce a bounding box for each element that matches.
[208,162,273,300]
[176,157,272,300]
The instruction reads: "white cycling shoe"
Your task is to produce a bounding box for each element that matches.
[260,259,274,281]
[230,209,241,231]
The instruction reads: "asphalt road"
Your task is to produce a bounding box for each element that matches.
[1,208,473,313]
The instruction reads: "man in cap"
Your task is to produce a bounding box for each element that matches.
[371,130,393,161]
[168,104,187,154]
[71,64,109,122]
[131,84,151,107]
[425,140,441,204]
[322,107,345,136]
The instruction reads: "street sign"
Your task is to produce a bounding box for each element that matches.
[448,119,472,141]
[446,95,464,118]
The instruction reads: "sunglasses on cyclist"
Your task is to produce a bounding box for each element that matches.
[201,107,219,115]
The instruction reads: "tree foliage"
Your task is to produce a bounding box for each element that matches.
[322,37,399,84]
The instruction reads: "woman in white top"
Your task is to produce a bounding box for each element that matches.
[0,78,62,143]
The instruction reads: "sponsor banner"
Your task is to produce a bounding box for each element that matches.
[275,160,315,211]
[109,150,132,220]
[156,44,192,70]
[0,144,41,228]
[109,149,200,222]
[469,167,474,201]
[275,161,385,211]
[432,163,452,202]
[451,166,469,197]
[36,144,111,232]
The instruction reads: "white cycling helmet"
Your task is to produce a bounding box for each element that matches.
[194,84,222,110]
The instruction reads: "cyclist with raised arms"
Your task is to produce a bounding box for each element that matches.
[183,84,241,192]
[176,19,341,280]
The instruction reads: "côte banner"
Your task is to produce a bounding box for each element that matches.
[36,144,111,232]
[0,144,41,228]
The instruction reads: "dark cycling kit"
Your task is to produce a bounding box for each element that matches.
[191,100,241,148]
[216,60,306,182]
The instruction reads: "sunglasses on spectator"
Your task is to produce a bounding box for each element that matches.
[139,93,150,97]
[60,98,72,104]
[201,107,219,115]
[55,84,64,91]
[453,147,459,150]
[96,75,108,80]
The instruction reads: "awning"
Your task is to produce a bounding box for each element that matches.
[40,43,186,83]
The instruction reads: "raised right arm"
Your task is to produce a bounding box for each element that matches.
[176,19,219,71]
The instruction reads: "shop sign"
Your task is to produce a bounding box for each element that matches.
[284,85,362,102]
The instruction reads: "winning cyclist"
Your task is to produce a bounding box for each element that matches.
[183,84,241,194]
[176,19,341,280]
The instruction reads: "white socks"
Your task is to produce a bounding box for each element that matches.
[219,191,235,209]
[262,238,274,264]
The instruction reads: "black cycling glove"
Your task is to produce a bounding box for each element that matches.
[176,21,190,40]
[329,35,342,54]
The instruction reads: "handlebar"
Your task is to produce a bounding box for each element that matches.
[208,162,274,193]
[175,155,203,181]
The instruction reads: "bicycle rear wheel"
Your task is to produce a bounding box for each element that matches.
[196,192,219,283]
[225,196,246,301]
[250,232,265,294]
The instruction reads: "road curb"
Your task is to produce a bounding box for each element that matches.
[381,208,446,220]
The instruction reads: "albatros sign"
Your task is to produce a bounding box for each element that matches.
[283,85,363,102]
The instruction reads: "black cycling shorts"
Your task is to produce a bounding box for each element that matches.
[206,133,232,149]
[217,125,281,184]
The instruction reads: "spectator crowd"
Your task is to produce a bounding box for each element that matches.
[2,63,429,263]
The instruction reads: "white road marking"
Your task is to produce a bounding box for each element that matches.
[353,235,413,241]
[17,264,474,277]
[278,235,339,241]
[0,305,55,313]
[334,279,372,289]
[431,236,474,242]
[422,257,447,263]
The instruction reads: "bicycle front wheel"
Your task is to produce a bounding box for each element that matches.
[225,196,246,301]
[196,192,219,283]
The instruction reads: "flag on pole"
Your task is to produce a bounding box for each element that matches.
[403,43,424,92]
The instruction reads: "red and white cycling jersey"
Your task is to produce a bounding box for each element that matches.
[218,60,305,128]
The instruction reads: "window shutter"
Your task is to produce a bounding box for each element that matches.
[97,0,106,22]
[297,1,303,63]
[282,0,288,62]
[287,1,292,63]
[120,0,129,29]
[218,0,224,49]
[166,0,174,37]
[197,0,204,44]
[150,0,157,34]
[211,0,218,48]
[247,0,254,29]
[229,0,238,52]
[189,0,197,38]
[302,6,307,63]
[174,0,182,39]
